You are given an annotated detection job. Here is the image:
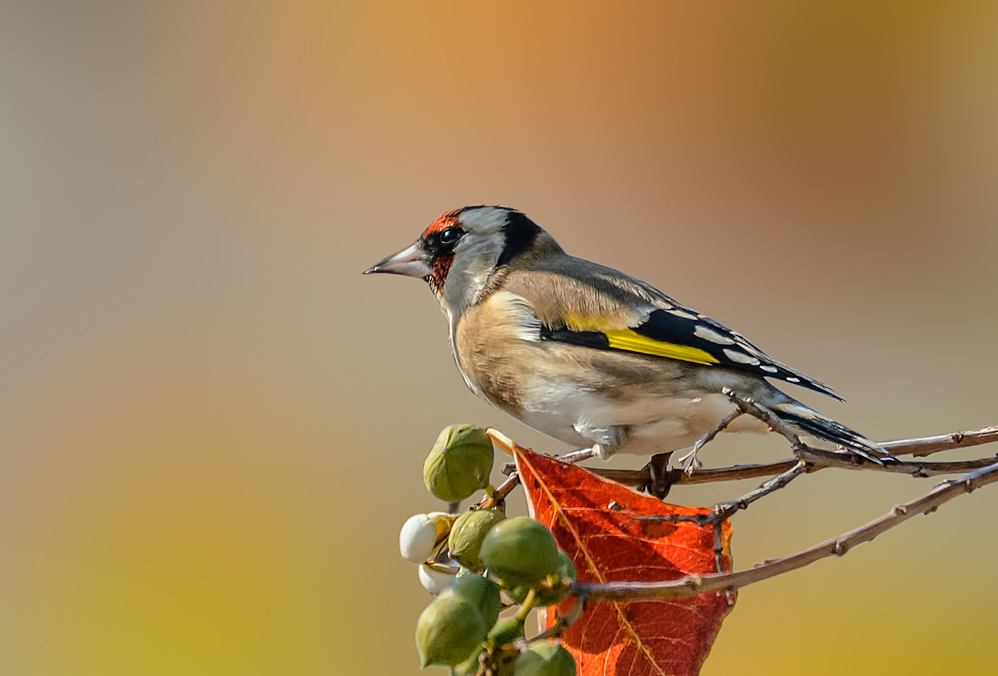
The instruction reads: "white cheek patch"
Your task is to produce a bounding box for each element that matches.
[442,236,505,312]
[489,291,542,341]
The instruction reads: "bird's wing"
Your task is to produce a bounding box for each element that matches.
[500,258,842,401]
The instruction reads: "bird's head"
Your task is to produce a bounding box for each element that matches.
[364,205,559,315]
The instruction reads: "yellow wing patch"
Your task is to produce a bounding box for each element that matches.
[561,310,640,333]
[604,329,720,366]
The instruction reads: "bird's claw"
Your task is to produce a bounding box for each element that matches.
[676,444,705,474]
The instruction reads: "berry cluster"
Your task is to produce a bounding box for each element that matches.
[399,425,577,675]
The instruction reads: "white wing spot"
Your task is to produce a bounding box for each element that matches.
[760,364,779,373]
[694,325,735,345]
[786,376,801,383]
[723,349,761,365]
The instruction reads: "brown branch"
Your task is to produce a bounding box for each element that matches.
[793,444,998,476]
[487,417,998,556]
[587,425,998,488]
[712,520,726,576]
[579,460,998,603]
[532,591,589,642]
[615,461,810,527]
[882,426,998,457]
[604,395,998,539]
[724,390,812,455]
[591,460,796,487]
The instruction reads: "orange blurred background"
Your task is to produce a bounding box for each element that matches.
[2,1,996,674]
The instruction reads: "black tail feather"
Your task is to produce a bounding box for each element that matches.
[772,402,891,465]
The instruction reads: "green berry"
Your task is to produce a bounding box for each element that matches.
[492,647,520,675]
[424,425,495,502]
[415,596,487,668]
[480,517,560,588]
[449,509,506,570]
[439,573,502,630]
[513,641,576,676]
[508,550,577,606]
[488,618,525,646]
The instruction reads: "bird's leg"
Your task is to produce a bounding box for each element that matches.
[677,408,744,473]
[638,452,675,499]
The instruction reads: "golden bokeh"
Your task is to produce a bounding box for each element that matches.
[2,1,996,674]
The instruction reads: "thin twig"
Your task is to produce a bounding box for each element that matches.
[491,473,521,503]
[591,461,797,487]
[588,425,998,488]
[883,427,998,457]
[558,448,596,464]
[617,461,809,527]
[479,429,523,508]
[677,408,743,471]
[712,461,809,521]
[723,389,811,456]
[482,428,594,509]
[610,395,996,533]
[579,460,998,603]
[532,591,589,642]
[712,521,725,575]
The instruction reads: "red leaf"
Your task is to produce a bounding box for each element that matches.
[514,446,735,676]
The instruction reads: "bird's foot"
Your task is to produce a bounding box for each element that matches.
[676,407,742,473]
[676,443,705,474]
[638,452,675,499]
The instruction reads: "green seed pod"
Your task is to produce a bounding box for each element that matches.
[439,572,503,630]
[450,645,484,676]
[480,517,560,588]
[492,647,521,676]
[508,550,577,606]
[487,617,525,646]
[449,509,506,570]
[423,425,495,502]
[513,641,577,676]
[453,645,518,676]
[415,596,488,668]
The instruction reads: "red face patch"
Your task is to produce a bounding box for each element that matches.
[429,253,454,294]
[421,208,465,294]
[420,209,462,239]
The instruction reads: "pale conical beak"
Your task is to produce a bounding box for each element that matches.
[363,241,432,278]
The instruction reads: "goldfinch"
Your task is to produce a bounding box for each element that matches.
[365,206,885,480]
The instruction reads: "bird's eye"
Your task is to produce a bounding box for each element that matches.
[439,227,461,245]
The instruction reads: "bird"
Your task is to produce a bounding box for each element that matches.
[364,205,888,496]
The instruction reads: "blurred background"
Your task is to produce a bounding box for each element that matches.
[2,1,996,674]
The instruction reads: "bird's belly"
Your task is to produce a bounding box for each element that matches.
[517,376,767,456]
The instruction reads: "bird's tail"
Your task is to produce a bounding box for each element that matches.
[770,401,891,465]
